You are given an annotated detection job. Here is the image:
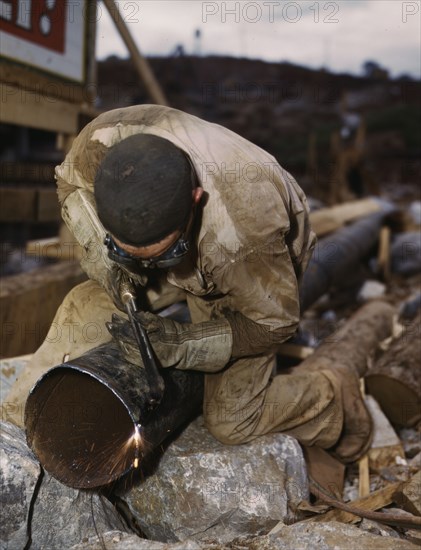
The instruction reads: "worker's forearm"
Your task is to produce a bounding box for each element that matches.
[226,311,298,359]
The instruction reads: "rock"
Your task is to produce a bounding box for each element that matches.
[0,421,128,550]
[408,201,421,225]
[400,428,421,459]
[70,530,204,549]
[358,518,401,538]
[409,451,421,470]
[121,417,308,543]
[394,471,421,516]
[399,292,421,321]
[242,521,418,549]
[1,421,40,550]
[357,280,386,302]
[0,354,31,404]
[30,473,128,549]
[391,232,421,276]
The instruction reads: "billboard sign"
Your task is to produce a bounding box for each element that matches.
[0,0,87,82]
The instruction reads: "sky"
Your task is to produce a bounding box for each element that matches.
[95,0,421,79]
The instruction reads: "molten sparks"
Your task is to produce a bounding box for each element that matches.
[133,424,141,469]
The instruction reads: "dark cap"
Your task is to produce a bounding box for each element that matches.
[95,134,194,246]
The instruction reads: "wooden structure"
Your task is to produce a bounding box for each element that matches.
[0,0,97,136]
[0,1,171,358]
[0,0,98,224]
[0,1,97,357]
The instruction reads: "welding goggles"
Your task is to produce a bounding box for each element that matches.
[104,233,190,271]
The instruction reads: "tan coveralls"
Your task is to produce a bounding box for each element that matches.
[5,105,344,450]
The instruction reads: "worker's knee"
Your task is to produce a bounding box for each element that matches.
[64,280,111,311]
[204,400,259,445]
[206,421,251,445]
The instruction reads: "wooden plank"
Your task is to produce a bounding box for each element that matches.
[308,482,402,524]
[377,226,391,281]
[102,0,168,106]
[0,61,86,104]
[359,380,370,498]
[2,83,79,133]
[37,188,60,222]
[0,187,36,221]
[0,262,86,358]
[310,198,382,237]
[0,188,60,222]
[0,162,55,184]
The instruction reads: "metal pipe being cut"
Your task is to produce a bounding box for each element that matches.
[25,344,203,488]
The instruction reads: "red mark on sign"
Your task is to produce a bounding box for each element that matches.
[0,0,66,53]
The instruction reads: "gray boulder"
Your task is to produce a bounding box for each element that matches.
[121,417,308,543]
[1,421,40,549]
[70,530,204,549]
[247,521,418,549]
[69,522,420,550]
[0,421,127,550]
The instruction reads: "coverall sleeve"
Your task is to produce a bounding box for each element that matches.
[216,233,301,358]
[55,128,146,296]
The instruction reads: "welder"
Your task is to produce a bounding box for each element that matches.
[6,105,372,462]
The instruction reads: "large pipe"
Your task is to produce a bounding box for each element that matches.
[25,344,203,488]
[25,205,395,489]
[300,205,395,311]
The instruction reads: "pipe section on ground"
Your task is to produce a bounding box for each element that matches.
[25,344,203,488]
[300,207,394,311]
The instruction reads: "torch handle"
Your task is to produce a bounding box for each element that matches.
[120,280,165,408]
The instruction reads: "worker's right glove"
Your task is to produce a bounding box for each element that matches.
[107,312,233,373]
[105,267,147,313]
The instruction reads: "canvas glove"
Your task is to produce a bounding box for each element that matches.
[106,312,233,372]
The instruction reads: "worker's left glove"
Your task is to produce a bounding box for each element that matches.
[107,312,233,373]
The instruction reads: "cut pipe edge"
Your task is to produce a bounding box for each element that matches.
[25,343,204,488]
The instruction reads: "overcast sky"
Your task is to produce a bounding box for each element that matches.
[95,0,421,78]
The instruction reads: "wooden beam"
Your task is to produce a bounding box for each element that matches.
[0,61,85,104]
[102,0,168,106]
[1,83,79,133]
[0,162,55,184]
[0,262,86,358]
[309,198,382,237]
[0,188,60,222]
[0,188,37,221]
[307,482,402,525]
[377,225,391,281]
[358,380,370,499]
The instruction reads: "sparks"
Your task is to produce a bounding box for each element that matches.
[133,423,141,469]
